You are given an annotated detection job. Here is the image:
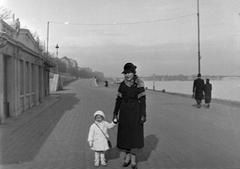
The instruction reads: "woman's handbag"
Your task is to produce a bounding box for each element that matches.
[95,123,112,148]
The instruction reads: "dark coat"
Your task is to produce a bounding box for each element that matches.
[113,76,146,150]
[204,83,212,103]
[193,78,205,100]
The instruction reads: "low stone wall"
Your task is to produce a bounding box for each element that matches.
[60,74,77,86]
[50,73,77,92]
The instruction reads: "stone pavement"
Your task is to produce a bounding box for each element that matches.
[1,79,240,169]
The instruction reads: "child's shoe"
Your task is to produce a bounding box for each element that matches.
[94,159,100,167]
[101,159,107,166]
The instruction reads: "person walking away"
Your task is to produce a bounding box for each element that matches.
[112,62,146,169]
[90,77,98,87]
[193,73,205,108]
[88,110,116,167]
[105,80,108,87]
[204,78,212,108]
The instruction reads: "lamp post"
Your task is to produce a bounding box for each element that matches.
[46,21,69,58]
[46,21,49,57]
[197,0,201,74]
[55,44,59,73]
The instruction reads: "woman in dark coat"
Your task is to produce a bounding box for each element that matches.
[113,63,146,169]
[204,78,212,108]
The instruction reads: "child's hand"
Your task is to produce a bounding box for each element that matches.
[89,141,93,147]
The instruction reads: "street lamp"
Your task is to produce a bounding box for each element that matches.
[55,44,59,73]
[46,21,50,57]
[197,0,201,74]
[46,21,69,58]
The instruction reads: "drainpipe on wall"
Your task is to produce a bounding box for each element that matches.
[0,51,5,124]
[0,93,5,124]
[0,34,8,124]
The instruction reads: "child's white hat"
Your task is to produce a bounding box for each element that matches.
[94,110,105,119]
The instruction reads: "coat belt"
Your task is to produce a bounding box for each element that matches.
[123,99,138,103]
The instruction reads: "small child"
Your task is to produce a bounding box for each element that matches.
[88,110,116,167]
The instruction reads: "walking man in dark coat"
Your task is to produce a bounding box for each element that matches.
[193,73,205,108]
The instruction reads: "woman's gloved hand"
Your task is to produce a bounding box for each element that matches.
[113,114,118,124]
[140,116,146,124]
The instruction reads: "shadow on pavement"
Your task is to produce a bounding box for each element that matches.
[192,103,206,108]
[106,146,120,161]
[0,93,79,165]
[138,134,159,162]
[106,134,159,162]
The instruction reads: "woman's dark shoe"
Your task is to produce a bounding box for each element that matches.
[132,164,138,169]
[122,160,131,167]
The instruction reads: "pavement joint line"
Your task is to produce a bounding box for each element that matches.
[1,95,61,141]
[1,80,240,168]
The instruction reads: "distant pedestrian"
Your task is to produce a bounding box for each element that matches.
[112,62,146,169]
[88,110,116,167]
[105,80,108,87]
[96,77,99,85]
[193,73,205,108]
[204,78,212,108]
[90,77,98,87]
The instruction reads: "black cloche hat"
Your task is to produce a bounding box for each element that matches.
[122,62,137,74]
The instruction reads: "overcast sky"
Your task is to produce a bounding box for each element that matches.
[2,0,240,77]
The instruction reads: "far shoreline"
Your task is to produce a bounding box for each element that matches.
[106,81,240,108]
[146,88,240,108]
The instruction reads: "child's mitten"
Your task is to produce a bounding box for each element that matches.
[89,141,93,147]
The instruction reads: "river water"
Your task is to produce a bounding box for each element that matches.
[144,77,240,102]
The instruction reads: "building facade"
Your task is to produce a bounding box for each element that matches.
[0,19,55,124]
[60,56,78,68]
[60,56,70,68]
[69,58,78,68]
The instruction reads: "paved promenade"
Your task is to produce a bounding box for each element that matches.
[1,79,240,169]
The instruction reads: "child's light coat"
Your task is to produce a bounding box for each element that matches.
[88,121,115,151]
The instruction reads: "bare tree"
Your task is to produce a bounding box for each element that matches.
[26,29,45,52]
[0,6,12,21]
